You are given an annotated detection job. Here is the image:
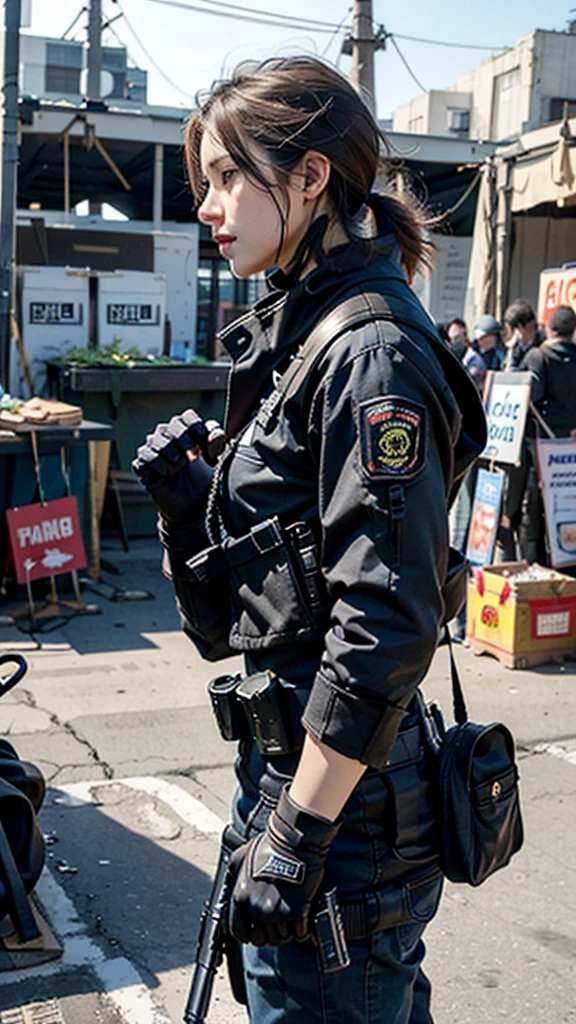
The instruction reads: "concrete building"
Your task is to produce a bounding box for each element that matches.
[393,27,576,143]
[20,34,148,106]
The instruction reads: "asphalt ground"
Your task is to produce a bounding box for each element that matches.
[0,537,574,1023]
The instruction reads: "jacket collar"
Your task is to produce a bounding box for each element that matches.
[220,240,407,436]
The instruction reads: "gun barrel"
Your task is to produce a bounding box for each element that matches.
[183,833,236,1024]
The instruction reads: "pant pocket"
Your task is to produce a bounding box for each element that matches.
[385,745,440,866]
[396,874,443,956]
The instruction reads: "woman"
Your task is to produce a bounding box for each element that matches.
[134,57,486,1024]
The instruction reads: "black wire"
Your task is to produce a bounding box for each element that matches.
[394,31,507,52]
[113,0,196,99]
[155,0,346,29]
[141,0,344,33]
[321,6,353,58]
[389,36,427,95]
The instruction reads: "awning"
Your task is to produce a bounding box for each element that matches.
[511,137,576,212]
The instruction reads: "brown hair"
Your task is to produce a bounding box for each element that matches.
[184,56,433,282]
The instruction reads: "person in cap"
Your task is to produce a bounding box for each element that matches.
[472,314,505,372]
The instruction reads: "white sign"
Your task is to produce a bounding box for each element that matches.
[536,437,576,569]
[482,372,531,465]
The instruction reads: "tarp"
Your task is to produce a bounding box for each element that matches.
[464,163,497,329]
[511,137,576,212]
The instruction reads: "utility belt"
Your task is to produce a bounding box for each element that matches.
[338,864,443,940]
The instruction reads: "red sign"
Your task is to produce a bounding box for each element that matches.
[537,268,576,327]
[6,496,87,584]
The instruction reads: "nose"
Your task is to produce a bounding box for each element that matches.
[197,186,222,227]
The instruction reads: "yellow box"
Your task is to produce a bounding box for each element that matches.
[466,561,576,668]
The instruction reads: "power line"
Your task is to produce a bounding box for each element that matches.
[112,0,195,99]
[141,0,345,34]
[393,31,506,52]
[389,36,427,94]
[156,0,346,30]
[321,6,353,58]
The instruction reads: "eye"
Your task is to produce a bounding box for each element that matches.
[221,167,238,186]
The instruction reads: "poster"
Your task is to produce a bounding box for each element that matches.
[482,372,532,465]
[466,468,505,567]
[536,438,576,568]
[6,496,87,584]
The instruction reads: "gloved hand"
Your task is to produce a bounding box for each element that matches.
[132,410,225,523]
[229,785,340,947]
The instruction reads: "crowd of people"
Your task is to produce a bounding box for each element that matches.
[437,299,576,640]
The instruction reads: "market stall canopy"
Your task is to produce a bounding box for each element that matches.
[511,118,576,213]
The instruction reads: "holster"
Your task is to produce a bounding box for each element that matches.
[208,671,303,756]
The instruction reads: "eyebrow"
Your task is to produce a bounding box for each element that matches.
[207,154,233,171]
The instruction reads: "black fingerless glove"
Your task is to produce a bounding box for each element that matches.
[229,785,340,947]
[132,410,225,524]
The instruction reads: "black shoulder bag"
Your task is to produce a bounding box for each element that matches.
[434,631,524,886]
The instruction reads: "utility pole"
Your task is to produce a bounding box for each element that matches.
[87,0,102,214]
[343,0,387,116]
[86,0,102,103]
[0,0,21,391]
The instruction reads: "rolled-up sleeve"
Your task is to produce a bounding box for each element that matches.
[301,334,450,769]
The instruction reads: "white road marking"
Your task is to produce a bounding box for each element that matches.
[52,776,226,836]
[1,870,172,1023]
[1,775,227,1022]
[543,743,576,766]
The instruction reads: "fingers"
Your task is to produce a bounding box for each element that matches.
[133,410,209,481]
[229,886,292,947]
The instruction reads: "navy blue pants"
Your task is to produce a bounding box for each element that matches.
[232,713,443,1024]
[241,885,441,1023]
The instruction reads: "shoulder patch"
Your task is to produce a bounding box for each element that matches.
[359,396,426,479]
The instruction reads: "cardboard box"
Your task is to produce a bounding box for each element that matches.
[466,561,576,668]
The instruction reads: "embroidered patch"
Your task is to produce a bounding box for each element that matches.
[360,396,426,478]
[254,853,306,884]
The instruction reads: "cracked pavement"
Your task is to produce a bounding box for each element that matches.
[0,537,575,1022]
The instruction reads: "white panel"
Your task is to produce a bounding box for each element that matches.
[153,228,199,359]
[96,271,166,353]
[414,235,473,324]
[12,267,90,396]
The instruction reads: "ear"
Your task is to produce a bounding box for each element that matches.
[294,150,332,201]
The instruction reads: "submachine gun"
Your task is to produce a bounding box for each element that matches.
[184,824,350,1024]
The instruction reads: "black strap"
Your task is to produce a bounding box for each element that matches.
[0,817,41,943]
[277,290,445,406]
[186,517,284,584]
[443,625,468,726]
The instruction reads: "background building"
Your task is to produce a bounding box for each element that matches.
[20,34,148,106]
[393,27,576,143]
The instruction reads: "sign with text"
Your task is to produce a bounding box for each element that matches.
[536,438,576,568]
[537,267,576,327]
[6,497,87,584]
[466,468,505,567]
[483,372,531,465]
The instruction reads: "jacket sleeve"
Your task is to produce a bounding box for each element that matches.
[301,333,451,770]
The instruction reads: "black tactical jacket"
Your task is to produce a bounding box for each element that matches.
[169,240,486,770]
[524,339,576,437]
